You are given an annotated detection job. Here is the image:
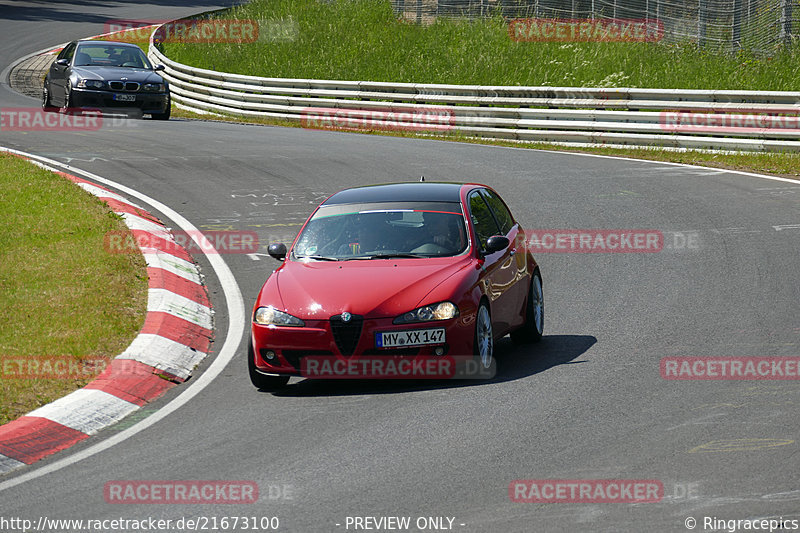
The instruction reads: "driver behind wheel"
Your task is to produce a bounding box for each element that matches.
[337,215,387,256]
[422,212,465,253]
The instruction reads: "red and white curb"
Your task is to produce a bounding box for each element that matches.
[0,160,213,474]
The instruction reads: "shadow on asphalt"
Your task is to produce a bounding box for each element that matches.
[262,334,597,397]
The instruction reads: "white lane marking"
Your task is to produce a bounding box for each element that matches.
[117,334,207,381]
[27,390,139,435]
[0,147,244,493]
[147,288,213,329]
[514,146,800,185]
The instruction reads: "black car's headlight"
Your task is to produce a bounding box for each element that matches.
[393,301,459,325]
[143,83,165,92]
[76,79,105,89]
[254,306,305,327]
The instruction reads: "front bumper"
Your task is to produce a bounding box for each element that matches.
[71,87,169,114]
[252,315,475,377]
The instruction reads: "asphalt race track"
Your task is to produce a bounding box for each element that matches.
[1,2,799,532]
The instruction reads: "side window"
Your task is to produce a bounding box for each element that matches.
[58,42,76,62]
[469,191,501,250]
[481,189,515,235]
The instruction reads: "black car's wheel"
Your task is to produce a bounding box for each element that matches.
[473,301,494,370]
[248,338,289,390]
[150,96,170,120]
[511,269,544,344]
[42,81,55,112]
[60,85,74,113]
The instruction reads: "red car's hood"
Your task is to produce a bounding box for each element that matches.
[270,258,470,319]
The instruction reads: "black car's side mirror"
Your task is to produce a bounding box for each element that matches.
[56,59,70,67]
[268,243,287,261]
[153,64,166,72]
[485,235,510,254]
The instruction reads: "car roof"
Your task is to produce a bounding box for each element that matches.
[322,182,481,206]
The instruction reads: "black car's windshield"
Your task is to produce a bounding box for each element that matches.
[293,202,468,260]
[74,43,152,69]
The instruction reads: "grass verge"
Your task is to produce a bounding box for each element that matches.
[0,154,148,425]
[101,7,800,180]
[161,0,800,90]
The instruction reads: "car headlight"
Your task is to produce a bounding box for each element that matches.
[76,79,105,89]
[143,83,165,92]
[393,301,459,325]
[254,306,305,327]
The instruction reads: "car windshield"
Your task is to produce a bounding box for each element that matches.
[292,202,469,260]
[74,43,151,69]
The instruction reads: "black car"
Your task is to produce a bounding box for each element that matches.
[43,40,170,120]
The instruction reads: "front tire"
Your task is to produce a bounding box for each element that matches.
[248,338,289,390]
[511,269,544,344]
[474,302,493,370]
[150,96,171,120]
[60,85,74,113]
[42,81,55,112]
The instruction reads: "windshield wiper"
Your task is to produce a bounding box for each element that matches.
[362,253,425,259]
[296,255,340,261]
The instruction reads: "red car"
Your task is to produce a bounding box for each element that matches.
[248,182,543,389]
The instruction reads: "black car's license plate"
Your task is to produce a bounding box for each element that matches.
[113,94,136,102]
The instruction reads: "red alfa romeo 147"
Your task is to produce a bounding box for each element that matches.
[248,182,543,389]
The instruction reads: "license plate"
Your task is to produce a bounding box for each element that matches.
[113,94,136,102]
[375,328,445,348]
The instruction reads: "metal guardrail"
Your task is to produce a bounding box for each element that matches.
[149,34,800,152]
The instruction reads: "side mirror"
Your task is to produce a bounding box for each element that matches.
[56,59,70,67]
[153,64,165,72]
[485,235,509,254]
[268,243,287,261]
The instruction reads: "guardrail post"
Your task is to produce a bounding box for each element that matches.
[697,0,708,49]
[732,0,742,51]
[780,0,793,47]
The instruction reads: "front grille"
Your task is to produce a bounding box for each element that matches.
[330,314,363,355]
[282,350,333,372]
[108,81,140,91]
